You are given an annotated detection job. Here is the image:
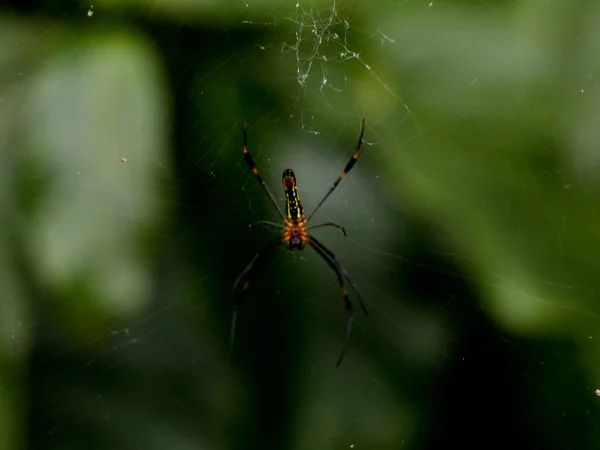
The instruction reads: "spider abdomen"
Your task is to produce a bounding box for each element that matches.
[282,169,304,220]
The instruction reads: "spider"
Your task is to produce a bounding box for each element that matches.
[230,119,369,367]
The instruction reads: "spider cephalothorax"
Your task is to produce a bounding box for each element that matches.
[231,120,369,367]
[283,218,308,249]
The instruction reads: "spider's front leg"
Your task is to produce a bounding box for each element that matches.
[306,119,365,223]
[243,123,286,220]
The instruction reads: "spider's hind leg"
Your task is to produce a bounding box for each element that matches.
[230,236,282,363]
[308,240,356,367]
[310,236,368,316]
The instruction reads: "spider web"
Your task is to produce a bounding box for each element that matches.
[2,0,600,449]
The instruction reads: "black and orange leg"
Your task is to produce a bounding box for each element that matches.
[310,236,368,317]
[307,221,347,237]
[230,236,282,363]
[309,241,355,367]
[243,123,286,220]
[306,119,365,222]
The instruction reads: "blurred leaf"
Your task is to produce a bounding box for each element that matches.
[16,26,171,341]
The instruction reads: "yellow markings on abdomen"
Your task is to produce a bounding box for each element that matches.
[285,185,304,220]
[282,169,304,220]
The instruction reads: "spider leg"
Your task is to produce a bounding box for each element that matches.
[243,123,286,220]
[249,220,285,230]
[310,236,368,316]
[306,221,347,237]
[230,236,282,363]
[306,119,365,223]
[309,241,355,367]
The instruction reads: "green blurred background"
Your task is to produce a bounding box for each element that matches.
[2,0,600,448]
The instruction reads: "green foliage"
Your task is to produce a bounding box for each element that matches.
[1,0,599,449]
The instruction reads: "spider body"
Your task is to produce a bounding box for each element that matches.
[231,120,369,367]
[281,169,309,249]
